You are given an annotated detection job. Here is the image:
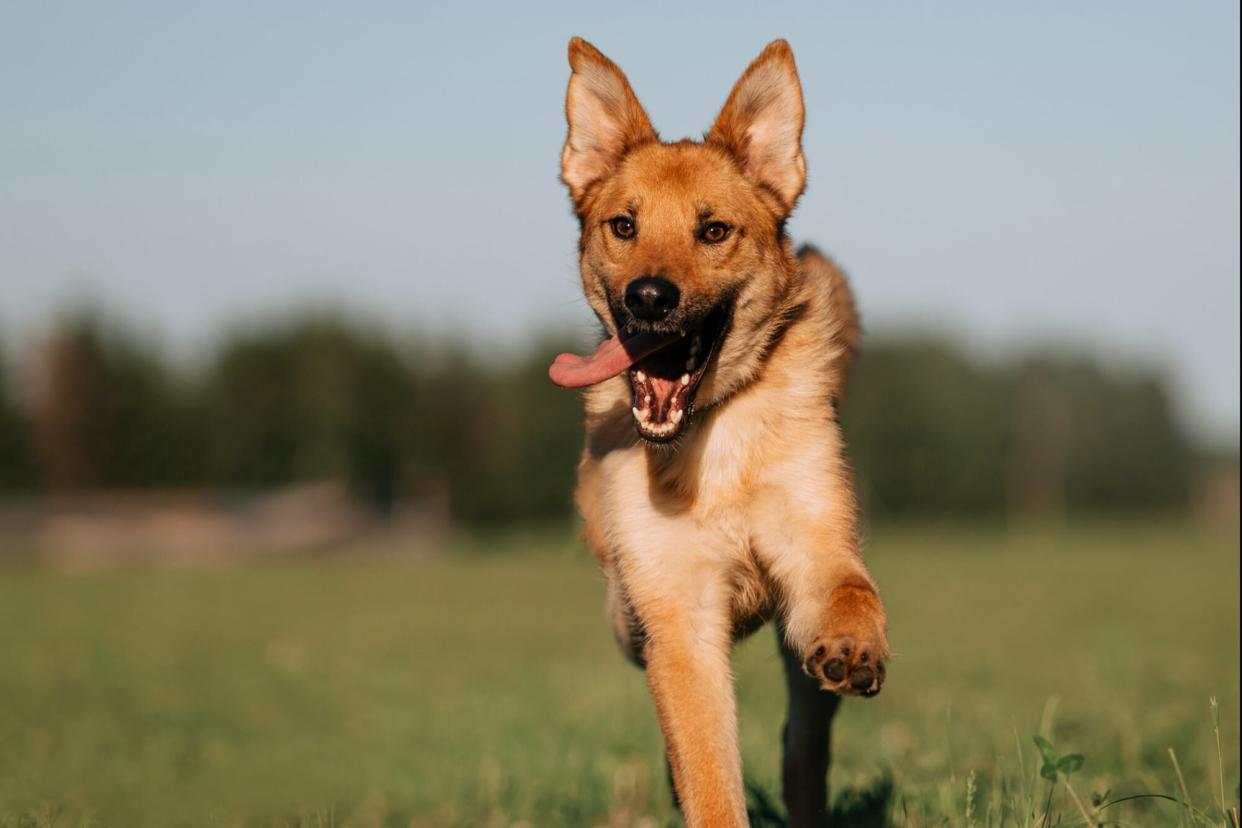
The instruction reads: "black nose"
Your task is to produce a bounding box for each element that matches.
[624,276,680,322]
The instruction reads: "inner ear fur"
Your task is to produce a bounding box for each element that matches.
[707,39,807,213]
[560,37,657,208]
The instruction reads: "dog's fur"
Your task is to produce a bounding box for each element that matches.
[560,38,890,827]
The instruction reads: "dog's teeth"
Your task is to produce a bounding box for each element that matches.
[670,409,683,423]
[644,394,652,405]
[632,406,642,420]
[689,339,700,355]
[680,374,690,386]
[635,371,646,383]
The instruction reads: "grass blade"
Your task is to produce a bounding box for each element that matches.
[1168,747,1197,827]
[1212,697,1228,823]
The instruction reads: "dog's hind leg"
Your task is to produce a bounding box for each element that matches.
[777,624,841,827]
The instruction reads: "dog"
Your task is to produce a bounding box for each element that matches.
[548,38,890,828]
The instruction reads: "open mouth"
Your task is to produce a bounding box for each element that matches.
[547,300,731,443]
[622,302,730,442]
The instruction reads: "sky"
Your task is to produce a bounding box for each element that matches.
[1,2,1238,444]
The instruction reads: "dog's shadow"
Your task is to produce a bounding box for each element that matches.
[745,772,894,828]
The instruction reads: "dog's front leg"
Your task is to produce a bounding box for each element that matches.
[753,436,891,699]
[772,531,890,697]
[637,590,748,827]
[790,562,889,698]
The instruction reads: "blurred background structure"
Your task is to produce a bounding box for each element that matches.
[0,310,1234,563]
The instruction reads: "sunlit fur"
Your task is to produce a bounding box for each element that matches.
[561,37,890,828]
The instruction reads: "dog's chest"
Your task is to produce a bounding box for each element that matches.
[641,400,776,538]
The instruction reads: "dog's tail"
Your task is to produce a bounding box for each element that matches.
[798,244,861,387]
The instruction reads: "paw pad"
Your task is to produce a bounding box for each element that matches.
[803,634,887,697]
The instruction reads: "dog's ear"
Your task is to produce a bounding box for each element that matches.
[708,40,806,214]
[561,38,656,208]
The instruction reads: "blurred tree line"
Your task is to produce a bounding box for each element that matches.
[0,311,1225,525]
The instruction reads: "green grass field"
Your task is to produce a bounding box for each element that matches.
[0,520,1237,827]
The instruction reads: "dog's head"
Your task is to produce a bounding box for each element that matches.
[556,38,807,443]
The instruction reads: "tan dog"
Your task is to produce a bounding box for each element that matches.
[549,38,890,828]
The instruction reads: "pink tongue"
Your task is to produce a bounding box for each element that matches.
[548,331,680,388]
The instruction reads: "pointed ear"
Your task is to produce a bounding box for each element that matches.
[707,40,806,213]
[561,38,657,207]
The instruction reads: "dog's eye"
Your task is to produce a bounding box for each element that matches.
[610,217,636,240]
[700,222,731,244]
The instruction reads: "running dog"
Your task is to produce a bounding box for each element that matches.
[549,38,890,828]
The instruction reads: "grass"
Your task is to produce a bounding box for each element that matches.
[0,519,1237,827]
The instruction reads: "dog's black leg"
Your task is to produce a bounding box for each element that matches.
[778,624,841,827]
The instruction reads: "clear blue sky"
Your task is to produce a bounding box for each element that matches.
[1,2,1238,444]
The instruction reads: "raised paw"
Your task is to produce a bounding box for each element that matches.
[803,634,887,697]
